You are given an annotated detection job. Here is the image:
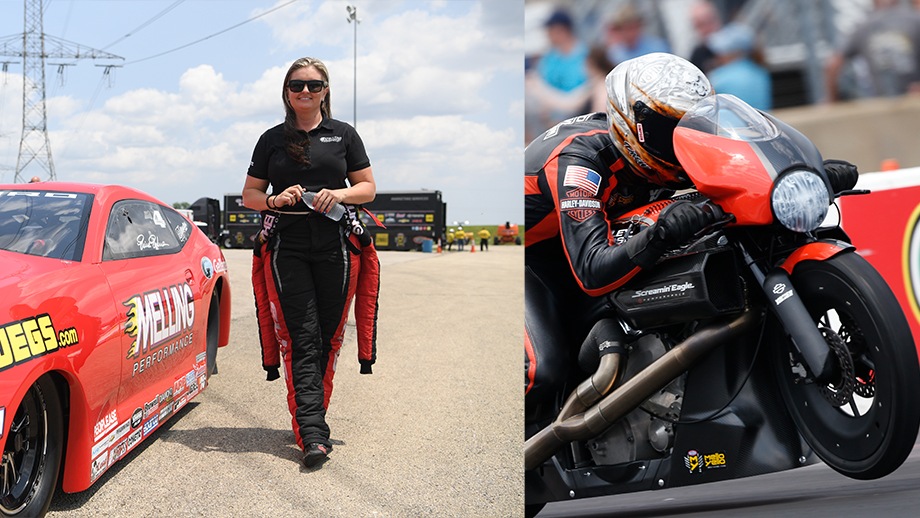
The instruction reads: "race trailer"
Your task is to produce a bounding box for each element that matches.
[221,193,261,249]
[360,190,445,251]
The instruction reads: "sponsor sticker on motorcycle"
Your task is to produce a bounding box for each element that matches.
[684,449,727,474]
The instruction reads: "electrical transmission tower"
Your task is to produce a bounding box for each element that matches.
[0,0,122,182]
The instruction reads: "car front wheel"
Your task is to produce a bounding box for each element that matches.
[0,376,64,517]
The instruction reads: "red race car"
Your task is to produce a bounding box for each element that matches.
[0,182,232,516]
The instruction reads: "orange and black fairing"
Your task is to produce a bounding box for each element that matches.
[673,102,828,227]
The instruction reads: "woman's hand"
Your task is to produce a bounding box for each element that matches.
[272,185,305,208]
[313,188,347,214]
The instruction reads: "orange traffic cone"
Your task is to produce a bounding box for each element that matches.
[470,241,476,253]
[881,158,900,172]
[437,243,442,253]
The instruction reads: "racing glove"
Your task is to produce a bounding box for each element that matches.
[624,200,722,270]
[823,159,859,194]
[266,366,280,381]
[360,359,374,375]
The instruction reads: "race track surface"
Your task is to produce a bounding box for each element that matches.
[538,438,920,517]
[47,246,524,517]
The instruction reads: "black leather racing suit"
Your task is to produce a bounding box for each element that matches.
[524,113,672,413]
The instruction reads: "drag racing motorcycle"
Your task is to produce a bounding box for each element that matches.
[525,93,920,516]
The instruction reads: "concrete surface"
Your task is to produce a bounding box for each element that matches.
[47,245,524,517]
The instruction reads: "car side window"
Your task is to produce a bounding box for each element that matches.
[103,200,184,261]
[162,206,193,246]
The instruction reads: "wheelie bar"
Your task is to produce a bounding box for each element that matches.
[524,310,758,471]
[762,268,836,383]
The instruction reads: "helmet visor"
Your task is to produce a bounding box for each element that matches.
[633,100,680,165]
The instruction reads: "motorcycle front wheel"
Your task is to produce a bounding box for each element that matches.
[773,251,920,479]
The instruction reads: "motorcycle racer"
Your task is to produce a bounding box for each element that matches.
[524,53,858,418]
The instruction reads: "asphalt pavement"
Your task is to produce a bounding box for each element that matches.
[48,245,524,517]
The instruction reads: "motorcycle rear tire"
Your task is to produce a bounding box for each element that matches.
[773,252,920,479]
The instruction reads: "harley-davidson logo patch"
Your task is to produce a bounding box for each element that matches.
[561,198,601,222]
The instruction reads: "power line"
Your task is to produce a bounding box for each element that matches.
[101,0,187,50]
[124,0,302,66]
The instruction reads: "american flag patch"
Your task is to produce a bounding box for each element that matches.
[563,165,601,196]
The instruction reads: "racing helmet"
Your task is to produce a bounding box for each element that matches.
[606,53,713,189]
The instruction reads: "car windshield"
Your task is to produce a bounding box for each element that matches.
[677,93,780,142]
[0,190,92,261]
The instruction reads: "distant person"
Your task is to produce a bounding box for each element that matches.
[29,176,41,183]
[526,8,590,141]
[447,228,455,251]
[707,23,772,111]
[526,46,615,117]
[478,227,491,252]
[456,226,465,251]
[604,2,670,66]
[242,56,378,469]
[689,0,723,73]
[826,0,920,102]
[537,9,588,94]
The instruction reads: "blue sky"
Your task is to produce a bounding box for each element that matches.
[0,0,524,224]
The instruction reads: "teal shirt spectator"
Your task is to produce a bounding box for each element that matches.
[709,58,772,111]
[537,42,588,93]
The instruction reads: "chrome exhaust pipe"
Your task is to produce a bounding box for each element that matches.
[525,310,758,471]
[557,353,622,422]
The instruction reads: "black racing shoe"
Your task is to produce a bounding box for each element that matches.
[303,443,331,468]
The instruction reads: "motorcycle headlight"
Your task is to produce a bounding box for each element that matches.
[771,170,830,232]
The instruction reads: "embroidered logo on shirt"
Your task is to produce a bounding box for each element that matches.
[319,136,343,143]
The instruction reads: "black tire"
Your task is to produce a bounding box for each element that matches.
[774,252,920,479]
[1,376,64,517]
[206,294,220,377]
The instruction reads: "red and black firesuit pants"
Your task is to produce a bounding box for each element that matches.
[252,213,379,450]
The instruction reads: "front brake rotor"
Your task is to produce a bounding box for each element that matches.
[818,327,856,407]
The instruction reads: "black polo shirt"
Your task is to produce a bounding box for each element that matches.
[247,117,371,213]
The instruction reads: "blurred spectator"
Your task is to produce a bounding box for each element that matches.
[707,23,772,111]
[689,0,723,74]
[536,9,588,93]
[825,0,920,102]
[525,46,615,118]
[604,2,670,66]
[525,8,589,142]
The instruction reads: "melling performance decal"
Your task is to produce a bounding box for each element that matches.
[124,282,195,376]
[0,314,79,373]
[684,449,727,474]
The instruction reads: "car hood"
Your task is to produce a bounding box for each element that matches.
[0,249,74,293]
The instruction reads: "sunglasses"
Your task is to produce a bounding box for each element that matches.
[287,79,328,93]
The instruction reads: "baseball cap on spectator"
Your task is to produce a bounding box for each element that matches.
[707,23,755,56]
[544,9,574,30]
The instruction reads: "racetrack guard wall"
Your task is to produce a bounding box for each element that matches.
[839,168,920,355]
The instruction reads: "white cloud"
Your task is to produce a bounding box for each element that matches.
[1,1,523,222]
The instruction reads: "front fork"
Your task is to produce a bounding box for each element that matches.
[737,239,854,383]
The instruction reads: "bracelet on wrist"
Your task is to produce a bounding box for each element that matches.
[266,194,276,209]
